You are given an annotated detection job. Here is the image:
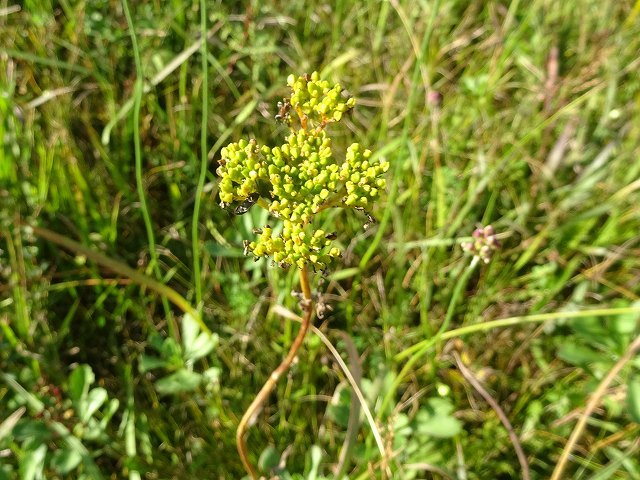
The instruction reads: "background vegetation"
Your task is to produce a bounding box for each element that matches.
[2,0,640,478]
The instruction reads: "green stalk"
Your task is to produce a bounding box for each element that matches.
[124,365,142,480]
[122,0,155,276]
[3,228,29,340]
[192,0,209,306]
[122,0,175,337]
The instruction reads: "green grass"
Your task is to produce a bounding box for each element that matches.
[2,1,640,479]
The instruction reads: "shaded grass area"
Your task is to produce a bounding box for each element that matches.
[1,0,640,478]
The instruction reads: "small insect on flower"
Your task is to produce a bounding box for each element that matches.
[354,207,377,230]
[234,192,260,215]
[275,99,292,123]
[363,213,376,230]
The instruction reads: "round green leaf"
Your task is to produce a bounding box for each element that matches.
[154,369,202,395]
[50,448,82,474]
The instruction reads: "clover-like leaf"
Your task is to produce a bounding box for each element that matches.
[154,369,202,395]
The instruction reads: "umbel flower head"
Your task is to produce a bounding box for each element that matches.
[462,225,501,264]
[217,72,389,271]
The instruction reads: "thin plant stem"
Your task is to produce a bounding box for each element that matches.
[380,304,640,421]
[395,0,440,137]
[101,24,223,145]
[192,0,208,306]
[236,266,314,479]
[30,226,208,334]
[397,306,640,361]
[3,227,29,339]
[452,351,530,480]
[122,0,155,278]
[314,329,391,479]
[550,334,640,480]
[271,305,391,478]
[122,0,176,338]
[333,332,364,479]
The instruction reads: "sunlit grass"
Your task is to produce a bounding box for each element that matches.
[1,1,640,478]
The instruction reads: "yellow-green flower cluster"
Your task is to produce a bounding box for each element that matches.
[247,222,341,270]
[340,143,389,208]
[268,129,336,223]
[217,139,269,205]
[217,72,388,271]
[288,72,356,123]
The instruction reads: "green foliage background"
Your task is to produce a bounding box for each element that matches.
[1,0,640,478]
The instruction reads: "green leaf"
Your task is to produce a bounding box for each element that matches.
[203,367,220,382]
[611,301,640,334]
[415,414,462,438]
[20,444,47,480]
[557,343,605,367]
[182,313,200,351]
[413,397,462,438]
[184,333,217,362]
[571,317,611,346]
[81,388,108,423]
[182,313,217,362]
[328,268,360,281]
[159,337,183,364]
[425,397,455,416]
[50,448,82,474]
[0,406,25,441]
[307,445,322,480]
[154,369,202,395]
[0,466,11,480]
[99,398,120,431]
[148,333,166,352]
[392,413,413,450]
[327,386,351,428]
[13,420,52,444]
[0,374,45,414]
[628,374,640,423]
[69,365,94,405]
[204,241,245,258]
[48,422,105,480]
[258,445,280,473]
[138,355,168,373]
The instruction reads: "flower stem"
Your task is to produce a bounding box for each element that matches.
[191,0,209,306]
[236,266,313,479]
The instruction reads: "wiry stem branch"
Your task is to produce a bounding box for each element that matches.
[550,334,640,480]
[237,266,313,479]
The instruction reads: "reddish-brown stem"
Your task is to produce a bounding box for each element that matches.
[236,265,313,479]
